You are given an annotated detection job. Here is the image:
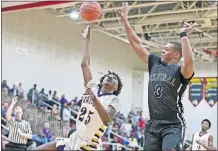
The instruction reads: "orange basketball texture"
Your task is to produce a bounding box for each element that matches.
[80,2,102,21]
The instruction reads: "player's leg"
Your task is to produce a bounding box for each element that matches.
[143,120,162,150]
[35,141,56,150]
[161,124,184,151]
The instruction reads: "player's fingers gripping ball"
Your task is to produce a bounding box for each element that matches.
[80,2,102,21]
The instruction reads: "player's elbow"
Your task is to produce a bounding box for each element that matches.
[81,62,88,68]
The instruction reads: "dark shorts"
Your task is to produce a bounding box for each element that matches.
[143,119,185,151]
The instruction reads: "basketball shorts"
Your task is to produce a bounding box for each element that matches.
[143,119,185,151]
[56,132,101,150]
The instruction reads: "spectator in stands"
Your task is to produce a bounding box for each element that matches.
[60,94,68,120]
[52,91,59,101]
[51,104,61,120]
[40,88,45,95]
[32,132,48,147]
[2,102,8,119]
[27,84,38,104]
[9,84,18,97]
[138,114,145,130]
[42,122,55,142]
[2,87,9,104]
[5,97,32,151]
[62,103,71,123]
[2,80,10,90]
[17,82,24,98]
[120,119,132,137]
[45,90,53,109]
[138,130,145,148]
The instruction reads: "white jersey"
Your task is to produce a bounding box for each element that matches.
[192,131,210,150]
[72,80,120,150]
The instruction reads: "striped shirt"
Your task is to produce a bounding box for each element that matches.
[8,119,32,144]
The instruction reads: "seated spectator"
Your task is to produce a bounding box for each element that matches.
[2,80,10,90]
[9,84,18,97]
[51,104,61,120]
[42,122,55,142]
[128,135,138,149]
[120,119,132,137]
[2,102,8,119]
[32,132,48,147]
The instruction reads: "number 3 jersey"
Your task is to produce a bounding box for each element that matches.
[148,54,194,123]
[75,79,120,150]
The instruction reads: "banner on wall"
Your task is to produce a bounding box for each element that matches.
[204,77,218,107]
[189,78,204,107]
[189,77,218,107]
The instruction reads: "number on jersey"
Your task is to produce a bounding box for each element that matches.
[154,84,163,98]
[78,107,94,125]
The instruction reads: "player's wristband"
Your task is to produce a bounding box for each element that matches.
[180,32,187,38]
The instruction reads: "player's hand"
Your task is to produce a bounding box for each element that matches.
[11,97,18,105]
[180,21,197,33]
[82,25,91,40]
[120,2,129,22]
[83,88,96,101]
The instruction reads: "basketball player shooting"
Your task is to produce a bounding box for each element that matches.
[36,25,123,151]
[186,119,214,150]
[120,2,195,151]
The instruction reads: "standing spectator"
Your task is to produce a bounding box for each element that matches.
[45,90,53,109]
[120,119,132,137]
[17,82,24,99]
[9,84,18,97]
[5,97,32,151]
[27,84,38,104]
[62,103,71,123]
[2,80,10,90]
[2,87,9,104]
[52,91,59,101]
[60,95,68,120]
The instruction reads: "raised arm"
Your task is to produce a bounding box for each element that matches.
[180,22,195,79]
[6,97,17,123]
[81,25,93,85]
[120,2,150,64]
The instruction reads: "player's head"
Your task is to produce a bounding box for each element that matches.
[98,71,123,96]
[14,106,23,120]
[161,42,182,64]
[201,119,211,131]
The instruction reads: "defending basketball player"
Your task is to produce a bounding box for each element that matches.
[120,2,195,151]
[186,119,214,150]
[36,26,123,151]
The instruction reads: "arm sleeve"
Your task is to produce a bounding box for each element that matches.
[109,97,121,114]
[148,54,161,73]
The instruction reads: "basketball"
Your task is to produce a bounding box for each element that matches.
[80,2,102,21]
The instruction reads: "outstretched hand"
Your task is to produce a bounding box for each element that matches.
[82,25,91,40]
[180,21,197,33]
[120,2,129,22]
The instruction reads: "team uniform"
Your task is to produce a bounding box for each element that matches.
[56,80,120,150]
[144,54,194,150]
[192,132,210,150]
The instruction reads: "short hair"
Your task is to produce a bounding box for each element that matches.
[169,41,182,58]
[202,119,211,128]
[98,71,123,96]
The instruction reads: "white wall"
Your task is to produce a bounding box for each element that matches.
[2,10,140,115]
[142,62,217,146]
[131,71,144,110]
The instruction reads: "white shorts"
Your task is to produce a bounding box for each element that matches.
[56,132,101,150]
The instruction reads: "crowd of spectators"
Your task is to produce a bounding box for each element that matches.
[2,79,149,150]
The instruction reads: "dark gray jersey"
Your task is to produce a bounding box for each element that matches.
[148,54,194,124]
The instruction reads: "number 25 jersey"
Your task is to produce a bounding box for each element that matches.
[76,79,120,147]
